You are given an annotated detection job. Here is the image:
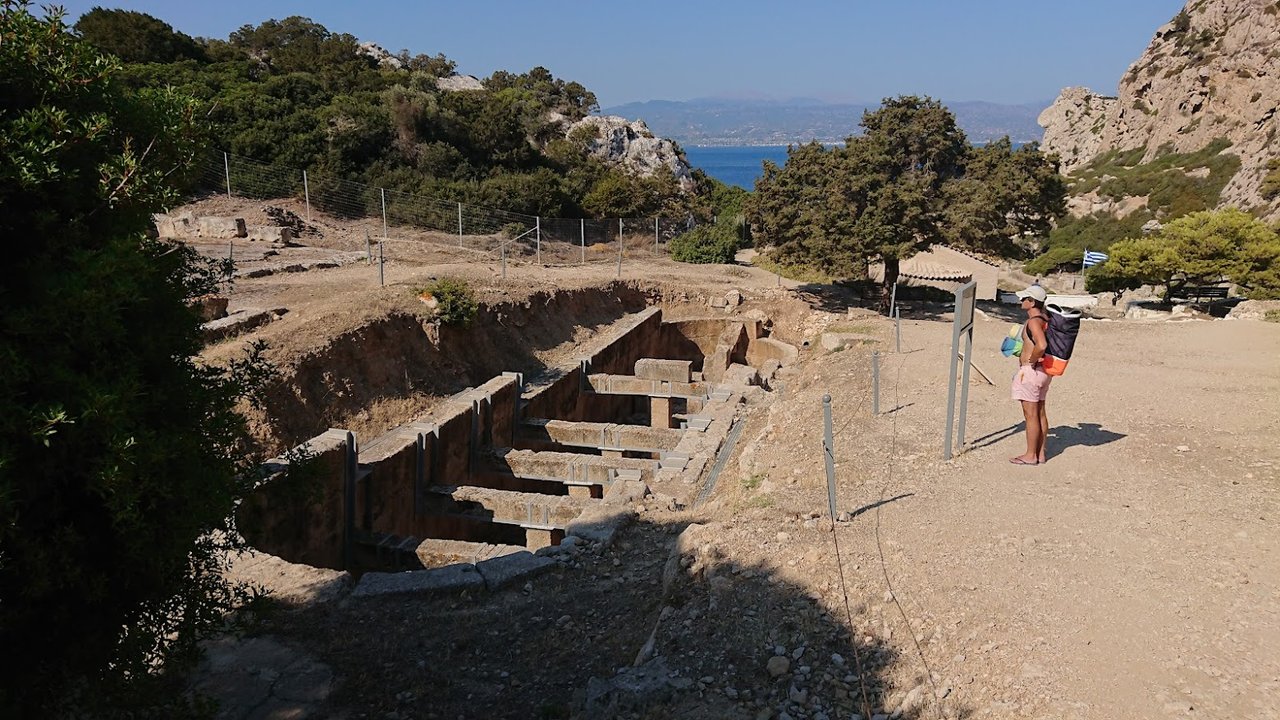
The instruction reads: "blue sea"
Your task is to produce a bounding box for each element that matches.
[683,145,792,190]
[686,141,1026,191]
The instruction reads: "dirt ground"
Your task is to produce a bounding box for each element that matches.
[184,198,1280,719]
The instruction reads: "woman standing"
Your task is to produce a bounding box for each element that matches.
[1011,285,1051,465]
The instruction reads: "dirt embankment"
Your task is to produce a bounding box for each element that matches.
[239,282,674,455]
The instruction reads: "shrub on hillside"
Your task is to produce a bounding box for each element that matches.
[669,222,739,264]
[418,278,478,326]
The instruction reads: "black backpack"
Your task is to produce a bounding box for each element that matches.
[1041,304,1081,376]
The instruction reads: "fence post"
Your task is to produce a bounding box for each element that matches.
[223,152,231,198]
[457,202,463,247]
[380,188,388,239]
[379,240,385,287]
[822,395,838,522]
[872,350,880,416]
[227,240,233,280]
[501,243,507,279]
[654,217,659,255]
[580,219,585,264]
[536,216,542,266]
[365,228,372,265]
[303,170,311,222]
[895,307,902,353]
[616,218,623,278]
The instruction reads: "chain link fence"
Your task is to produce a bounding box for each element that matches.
[193,151,697,273]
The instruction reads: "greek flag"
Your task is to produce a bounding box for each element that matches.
[1082,250,1109,268]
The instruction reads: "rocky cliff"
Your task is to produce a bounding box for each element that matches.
[1040,0,1280,218]
[563,115,694,190]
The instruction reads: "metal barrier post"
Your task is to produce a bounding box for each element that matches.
[378,241,385,287]
[457,202,463,246]
[303,170,311,222]
[380,188,387,239]
[580,219,585,264]
[536,216,542,265]
[895,307,902,353]
[223,152,231,197]
[872,351,880,415]
[823,395,838,521]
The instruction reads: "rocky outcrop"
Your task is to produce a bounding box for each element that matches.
[1036,87,1118,174]
[435,73,484,92]
[565,115,694,190]
[358,41,401,69]
[1040,0,1280,218]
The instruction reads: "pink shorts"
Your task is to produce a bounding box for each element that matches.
[1011,364,1052,402]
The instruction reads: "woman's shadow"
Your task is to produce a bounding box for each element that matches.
[969,422,1125,460]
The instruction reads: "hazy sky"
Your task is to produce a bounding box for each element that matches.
[51,0,1188,108]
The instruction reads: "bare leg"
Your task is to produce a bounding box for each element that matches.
[1037,400,1049,463]
[1012,400,1040,463]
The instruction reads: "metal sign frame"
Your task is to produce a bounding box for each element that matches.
[943,281,977,460]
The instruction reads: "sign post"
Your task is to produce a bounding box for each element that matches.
[944,280,978,460]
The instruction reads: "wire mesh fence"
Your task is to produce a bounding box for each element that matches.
[193,150,697,272]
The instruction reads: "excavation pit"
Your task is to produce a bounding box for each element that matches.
[234,302,797,596]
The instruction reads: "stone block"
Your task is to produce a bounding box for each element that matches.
[524,528,561,551]
[351,563,483,597]
[566,505,634,547]
[611,468,644,483]
[685,416,712,432]
[726,290,743,306]
[191,294,229,321]
[604,480,648,505]
[202,308,285,342]
[246,226,295,244]
[723,363,760,387]
[197,216,247,239]
[702,345,731,383]
[760,359,782,381]
[650,396,672,429]
[634,358,692,383]
[475,551,557,591]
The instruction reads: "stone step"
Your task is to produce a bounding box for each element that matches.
[519,418,682,453]
[424,485,596,530]
[489,447,657,485]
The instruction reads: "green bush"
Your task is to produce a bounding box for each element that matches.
[2,6,266,715]
[419,278,478,326]
[669,222,740,264]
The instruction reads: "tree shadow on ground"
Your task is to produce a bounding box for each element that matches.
[243,517,964,720]
[790,282,876,317]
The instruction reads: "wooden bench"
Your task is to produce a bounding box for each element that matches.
[1173,285,1230,303]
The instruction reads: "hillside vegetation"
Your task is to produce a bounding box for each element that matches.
[75,9,725,221]
[1026,139,1242,275]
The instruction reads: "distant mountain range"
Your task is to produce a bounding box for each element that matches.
[601,98,1049,146]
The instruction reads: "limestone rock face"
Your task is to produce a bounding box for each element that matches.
[435,73,484,92]
[358,41,401,69]
[1037,87,1118,175]
[566,115,694,190]
[1039,0,1280,218]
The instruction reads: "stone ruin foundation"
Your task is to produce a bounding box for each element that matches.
[232,306,798,599]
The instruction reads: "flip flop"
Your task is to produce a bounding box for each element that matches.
[1009,457,1039,466]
